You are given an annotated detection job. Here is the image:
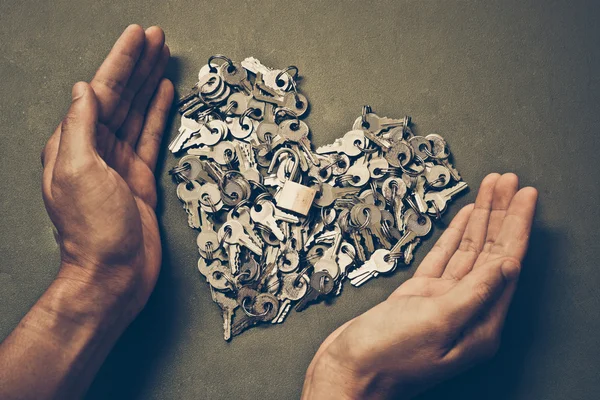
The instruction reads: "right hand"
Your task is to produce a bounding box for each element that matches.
[302,173,538,399]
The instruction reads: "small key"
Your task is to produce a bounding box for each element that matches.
[345,154,371,187]
[426,134,461,181]
[348,249,396,287]
[211,287,238,341]
[425,165,451,189]
[368,156,390,180]
[187,141,237,166]
[313,225,343,280]
[231,291,279,337]
[354,113,410,133]
[177,181,202,228]
[253,80,308,117]
[250,201,299,241]
[240,57,291,94]
[221,61,253,93]
[228,205,264,249]
[388,209,432,255]
[169,116,202,153]
[206,260,236,292]
[278,120,320,166]
[385,141,414,168]
[315,130,366,157]
[424,181,469,215]
[313,183,360,208]
[304,208,336,249]
[337,242,356,278]
[295,271,335,312]
[272,273,309,324]
[183,120,227,149]
[412,175,428,213]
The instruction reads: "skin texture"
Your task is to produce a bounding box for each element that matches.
[0,25,173,399]
[0,25,538,400]
[301,174,538,399]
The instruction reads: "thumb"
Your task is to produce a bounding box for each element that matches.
[57,82,98,165]
[441,257,520,328]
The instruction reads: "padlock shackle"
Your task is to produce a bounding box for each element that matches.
[267,147,300,179]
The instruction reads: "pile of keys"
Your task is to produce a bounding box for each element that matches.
[169,55,467,340]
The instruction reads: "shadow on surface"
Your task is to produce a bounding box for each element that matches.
[85,57,184,400]
[416,221,557,399]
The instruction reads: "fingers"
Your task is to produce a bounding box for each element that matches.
[414,203,474,278]
[442,173,500,280]
[487,187,538,262]
[118,45,170,147]
[440,257,520,329]
[56,82,99,168]
[109,27,167,133]
[136,79,174,171]
[90,24,146,123]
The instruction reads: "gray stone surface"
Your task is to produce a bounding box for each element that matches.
[0,0,599,399]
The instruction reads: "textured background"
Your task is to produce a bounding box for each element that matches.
[1,0,599,399]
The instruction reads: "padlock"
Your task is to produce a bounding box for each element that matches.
[268,148,317,216]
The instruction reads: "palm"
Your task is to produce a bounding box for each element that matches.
[306,173,538,399]
[41,25,174,302]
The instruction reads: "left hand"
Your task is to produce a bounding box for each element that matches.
[41,25,173,317]
[302,173,538,399]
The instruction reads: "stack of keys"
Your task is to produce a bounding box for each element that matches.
[169,55,467,340]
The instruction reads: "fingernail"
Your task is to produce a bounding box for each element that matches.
[72,82,86,101]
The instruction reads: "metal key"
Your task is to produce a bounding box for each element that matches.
[272,273,309,324]
[315,130,366,157]
[348,249,396,287]
[177,181,202,228]
[187,141,237,166]
[250,200,299,241]
[424,181,469,215]
[295,271,335,312]
[388,209,432,256]
[211,287,238,341]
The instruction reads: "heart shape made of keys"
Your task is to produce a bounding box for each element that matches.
[169,55,467,340]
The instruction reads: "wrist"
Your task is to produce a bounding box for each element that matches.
[303,349,394,400]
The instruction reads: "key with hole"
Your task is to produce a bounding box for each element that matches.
[177,181,203,228]
[187,141,237,166]
[206,260,236,292]
[232,291,279,337]
[253,79,309,117]
[278,120,320,166]
[424,181,468,215]
[184,120,227,149]
[388,209,432,255]
[240,57,291,94]
[210,287,238,341]
[304,208,336,249]
[228,205,264,249]
[170,116,202,153]
[348,249,396,287]
[218,220,261,274]
[316,130,366,157]
[353,113,410,134]
[250,200,299,241]
[412,175,428,213]
[385,141,414,168]
[177,155,216,184]
[272,273,309,324]
[295,271,335,312]
[345,154,371,187]
[426,134,461,181]
[425,165,451,189]
[221,61,253,94]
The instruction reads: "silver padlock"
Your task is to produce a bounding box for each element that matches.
[268,148,316,216]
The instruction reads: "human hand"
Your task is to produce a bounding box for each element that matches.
[41,25,174,318]
[302,173,538,399]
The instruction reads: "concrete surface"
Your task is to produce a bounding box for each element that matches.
[1,0,599,399]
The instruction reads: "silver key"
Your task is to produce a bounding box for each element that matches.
[388,209,432,256]
[177,181,202,228]
[425,181,469,215]
[187,141,237,166]
[313,225,343,280]
[183,120,227,149]
[170,116,202,153]
[240,57,291,94]
[250,200,299,241]
[272,273,309,324]
[315,130,366,157]
[348,249,396,287]
[211,287,238,341]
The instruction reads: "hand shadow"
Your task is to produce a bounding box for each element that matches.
[85,56,186,400]
[416,219,556,400]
